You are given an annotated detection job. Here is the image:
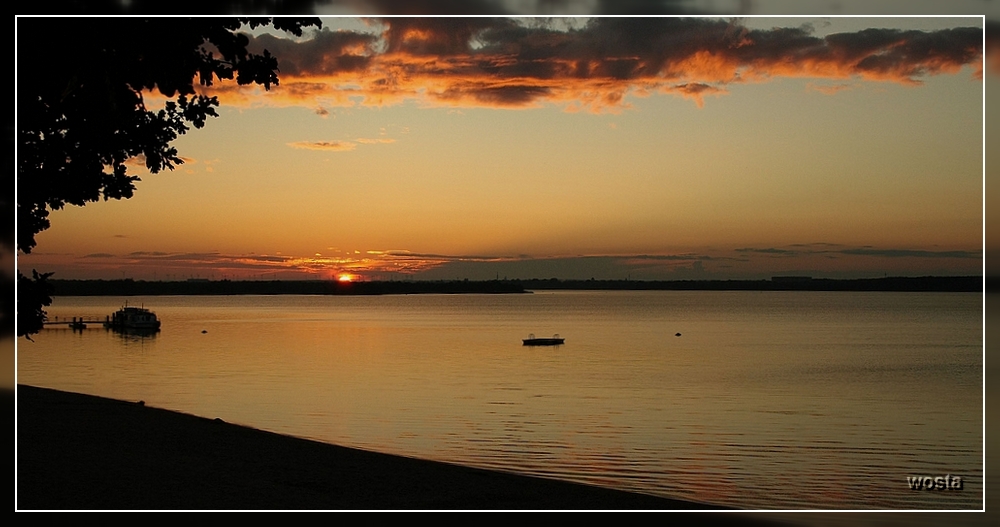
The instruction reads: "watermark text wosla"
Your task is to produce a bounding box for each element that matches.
[907,475,963,490]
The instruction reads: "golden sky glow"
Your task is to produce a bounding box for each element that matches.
[17,17,985,281]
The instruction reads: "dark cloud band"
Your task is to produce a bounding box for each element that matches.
[232,18,982,111]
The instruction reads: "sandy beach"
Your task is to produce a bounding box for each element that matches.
[15,384,760,512]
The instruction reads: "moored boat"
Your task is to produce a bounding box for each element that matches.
[104,304,161,331]
[523,333,565,346]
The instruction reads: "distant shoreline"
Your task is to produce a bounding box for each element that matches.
[45,276,983,296]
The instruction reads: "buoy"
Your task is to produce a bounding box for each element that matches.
[201,330,208,334]
[675,332,682,337]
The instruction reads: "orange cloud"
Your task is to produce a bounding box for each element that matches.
[807,82,856,95]
[662,82,727,108]
[286,137,395,153]
[287,140,357,151]
[199,18,981,112]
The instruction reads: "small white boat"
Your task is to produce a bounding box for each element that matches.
[522,333,565,346]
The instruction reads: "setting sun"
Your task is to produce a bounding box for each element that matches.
[337,274,354,282]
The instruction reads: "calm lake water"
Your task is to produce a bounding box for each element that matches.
[17,291,983,510]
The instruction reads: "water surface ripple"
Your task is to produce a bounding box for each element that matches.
[17,291,982,509]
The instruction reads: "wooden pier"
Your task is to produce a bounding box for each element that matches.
[42,317,110,329]
[42,306,162,333]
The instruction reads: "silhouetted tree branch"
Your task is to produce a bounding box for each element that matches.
[16,271,53,340]
[16,17,321,337]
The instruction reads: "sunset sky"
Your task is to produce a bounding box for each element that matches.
[16,16,986,281]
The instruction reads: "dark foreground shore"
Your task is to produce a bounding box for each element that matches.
[16,385,763,512]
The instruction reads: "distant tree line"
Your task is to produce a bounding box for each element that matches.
[517,276,982,292]
[44,276,982,297]
[46,279,528,297]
